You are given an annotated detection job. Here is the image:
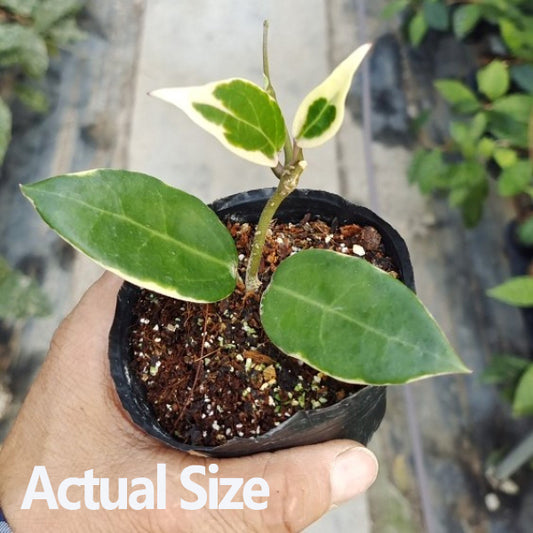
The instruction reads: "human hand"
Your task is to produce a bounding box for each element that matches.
[0,273,378,532]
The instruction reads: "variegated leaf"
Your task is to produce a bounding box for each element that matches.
[151,79,286,167]
[261,249,469,385]
[21,169,238,303]
[292,43,372,148]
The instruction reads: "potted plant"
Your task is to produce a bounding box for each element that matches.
[20,24,468,457]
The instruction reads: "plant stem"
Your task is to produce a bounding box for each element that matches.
[262,20,275,99]
[489,429,533,486]
[245,160,307,292]
[262,19,293,166]
[247,21,306,293]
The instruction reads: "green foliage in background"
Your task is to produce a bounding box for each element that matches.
[385,0,533,411]
[0,257,50,319]
[483,276,533,416]
[409,60,533,226]
[386,0,533,55]
[0,0,86,163]
[390,0,533,229]
[0,1,84,320]
[482,353,533,416]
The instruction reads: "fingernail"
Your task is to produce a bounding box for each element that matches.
[330,446,378,506]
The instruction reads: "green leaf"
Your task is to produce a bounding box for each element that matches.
[488,94,533,148]
[461,194,487,227]
[15,83,49,113]
[450,114,486,153]
[500,18,533,61]
[513,364,533,416]
[493,147,518,168]
[453,4,481,38]
[0,257,51,319]
[0,0,38,17]
[497,160,532,196]
[32,0,83,34]
[449,160,486,189]
[511,64,533,93]
[477,60,510,101]
[434,79,480,114]
[47,17,86,48]
[409,11,428,47]
[422,0,449,31]
[21,169,238,303]
[261,249,469,385]
[450,121,470,145]
[0,97,11,165]
[470,112,488,141]
[477,137,496,159]
[151,79,286,166]
[450,121,476,158]
[0,23,48,77]
[408,148,450,193]
[380,0,409,20]
[481,354,530,385]
[488,276,533,307]
[446,160,488,226]
[292,44,371,148]
[517,217,533,246]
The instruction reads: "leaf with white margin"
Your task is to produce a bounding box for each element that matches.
[151,79,286,167]
[261,249,470,385]
[21,169,238,303]
[292,43,372,148]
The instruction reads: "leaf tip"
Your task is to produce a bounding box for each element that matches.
[443,349,472,377]
[292,42,372,148]
[358,42,373,57]
[456,362,473,375]
[19,183,34,202]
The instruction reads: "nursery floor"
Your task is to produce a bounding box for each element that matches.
[1,1,532,532]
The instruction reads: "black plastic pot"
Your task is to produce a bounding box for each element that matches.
[109,188,415,457]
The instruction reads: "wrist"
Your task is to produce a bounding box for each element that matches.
[0,507,12,533]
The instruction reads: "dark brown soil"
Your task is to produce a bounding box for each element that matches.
[130,216,399,447]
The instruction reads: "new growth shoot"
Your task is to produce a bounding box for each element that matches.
[244,21,306,291]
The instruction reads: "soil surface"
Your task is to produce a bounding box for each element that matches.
[131,215,399,447]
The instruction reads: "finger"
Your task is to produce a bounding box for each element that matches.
[172,440,378,532]
[50,271,122,358]
[250,440,378,531]
[69,271,123,332]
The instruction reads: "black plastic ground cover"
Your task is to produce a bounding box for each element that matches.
[506,221,533,356]
[109,188,415,457]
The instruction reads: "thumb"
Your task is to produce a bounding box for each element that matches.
[218,440,378,532]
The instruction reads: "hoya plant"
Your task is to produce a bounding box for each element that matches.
[21,26,468,385]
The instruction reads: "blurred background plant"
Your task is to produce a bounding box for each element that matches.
[482,276,533,496]
[0,0,86,321]
[0,0,86,163]
[484,275,533,417]
[0,257,50,320]
[392,0,533,234]
[383,0,533,491]
[390,0,533,370]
